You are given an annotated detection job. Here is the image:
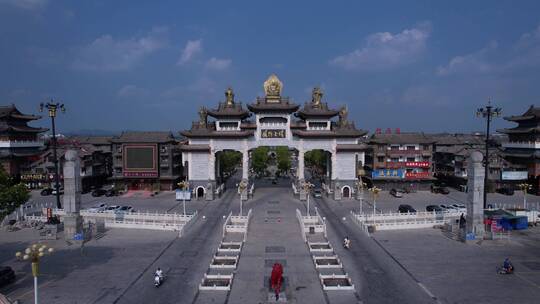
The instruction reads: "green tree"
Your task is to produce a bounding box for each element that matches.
[304,150,327,176]
[251,146,269,176]
[219,151,242,176]
[0,166,30,221]
[276,146,291,174]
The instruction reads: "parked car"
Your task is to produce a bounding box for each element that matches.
[452,203,467,213]
[91,189,107,197]
[431,185,450,194]
[40,188,53,196]
[398,204,416,213]
[313,189,323,198]
[0,266,15,287]
[87,203,107,212]
[116,206,134,213]
[52,187,64,195]
[497,188,515,196]
[104,205,121,212]
[426,205,444,212]
[105,189,118,197]
[390,188,404,198]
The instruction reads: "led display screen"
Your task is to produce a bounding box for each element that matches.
[124,146,156,170]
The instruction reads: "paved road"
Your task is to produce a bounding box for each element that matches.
[314,195,437,304]
[113,181,238,304]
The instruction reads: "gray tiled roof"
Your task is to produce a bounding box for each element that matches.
[111,131,176,143]
[369,132,435,144]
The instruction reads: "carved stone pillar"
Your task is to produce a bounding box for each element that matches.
[465,151,485,241]
[242,150,249,180]
[62,150,83,241]
[297,150,305,181]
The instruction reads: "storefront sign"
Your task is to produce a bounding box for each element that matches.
[175,189,191,201]
[405,161,430,168]
[501,171,528,180]
[405,172,431,179]
[261,129,286,138]
[372,169,405,179]
[123,172,158,177]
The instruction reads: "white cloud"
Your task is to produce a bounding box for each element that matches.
[161,77,218,100]
[507,25,540,69]
[437,41,497,76]
[72,27,168,71]
[177,40,202,65]
[0,0,47,10]
[204,57,231,70]
[117,85,149,99]
[330,22,431,71]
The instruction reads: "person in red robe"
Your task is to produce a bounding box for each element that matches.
[270,263,283,301]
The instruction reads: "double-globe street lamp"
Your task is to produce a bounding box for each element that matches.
[15,244,54,304]
[40,101,66,209]
[518,183,532,210]
[178,181,190,216]
[237,180,248,216]
[355,180,367,214]
[368,186,381,217]
[302,181,315,216]
[476,102,501,209]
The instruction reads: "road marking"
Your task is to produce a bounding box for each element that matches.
[515,273,540,289]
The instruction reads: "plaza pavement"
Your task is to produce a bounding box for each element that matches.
[315,192,540,304]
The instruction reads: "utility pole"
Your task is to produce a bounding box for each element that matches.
[40,101,65,209]
[476,101,501,209]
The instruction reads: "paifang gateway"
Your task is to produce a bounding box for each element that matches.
[179,74,369,200]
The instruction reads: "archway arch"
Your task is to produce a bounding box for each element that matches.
[342,185,351,198]
[196,186,205,199]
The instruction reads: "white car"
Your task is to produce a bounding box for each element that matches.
[115,206,134,213]
[452,203,467,213]
[439,204,456,211]
[87,203,107,212]
[104,205,121,212]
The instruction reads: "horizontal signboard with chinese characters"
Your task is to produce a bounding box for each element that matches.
[405,171,431,179]
[405,161,430,168]
[123,172,158,178]
[372,169,405,179]
[261,129,286,138]
[501,171,528,180]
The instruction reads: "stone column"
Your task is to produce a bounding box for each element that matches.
[62,150,83,241]
[242,150,249,180]
[297,150,305,181]
[465,151,485,241]
[331,152,337,180]
[208,150,215,181]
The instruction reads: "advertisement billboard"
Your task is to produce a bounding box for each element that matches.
[372,169,405,179]
[123,144,157,177]
[501,171,528,181]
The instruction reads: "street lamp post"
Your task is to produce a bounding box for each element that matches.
[302,181,314,216]
[178,181,189,216]
[518,183,532,209]
[476,101,502,209]
[40,101,66,209]
[368,186,381,218]
[355,181,367,214]
[15,244,54,304]
[238,180,247,216]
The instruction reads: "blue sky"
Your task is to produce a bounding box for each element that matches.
[1,0,539,134]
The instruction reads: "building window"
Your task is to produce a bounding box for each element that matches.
[407,157,415,162]
[391,157,399,162]
[423,145,430,150]
[406,146,415,150]
[377,156,384,163]
[390,146,399,150]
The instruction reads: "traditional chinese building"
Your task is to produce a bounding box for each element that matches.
[110,131,182,191]
[0,104,47,178]
[368,132,435,190]
[498,105,540,194]
[180,74,368,200]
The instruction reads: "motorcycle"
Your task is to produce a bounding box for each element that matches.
[154,274,164,287]
[343,238,351,250]
[497,265,514,274]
